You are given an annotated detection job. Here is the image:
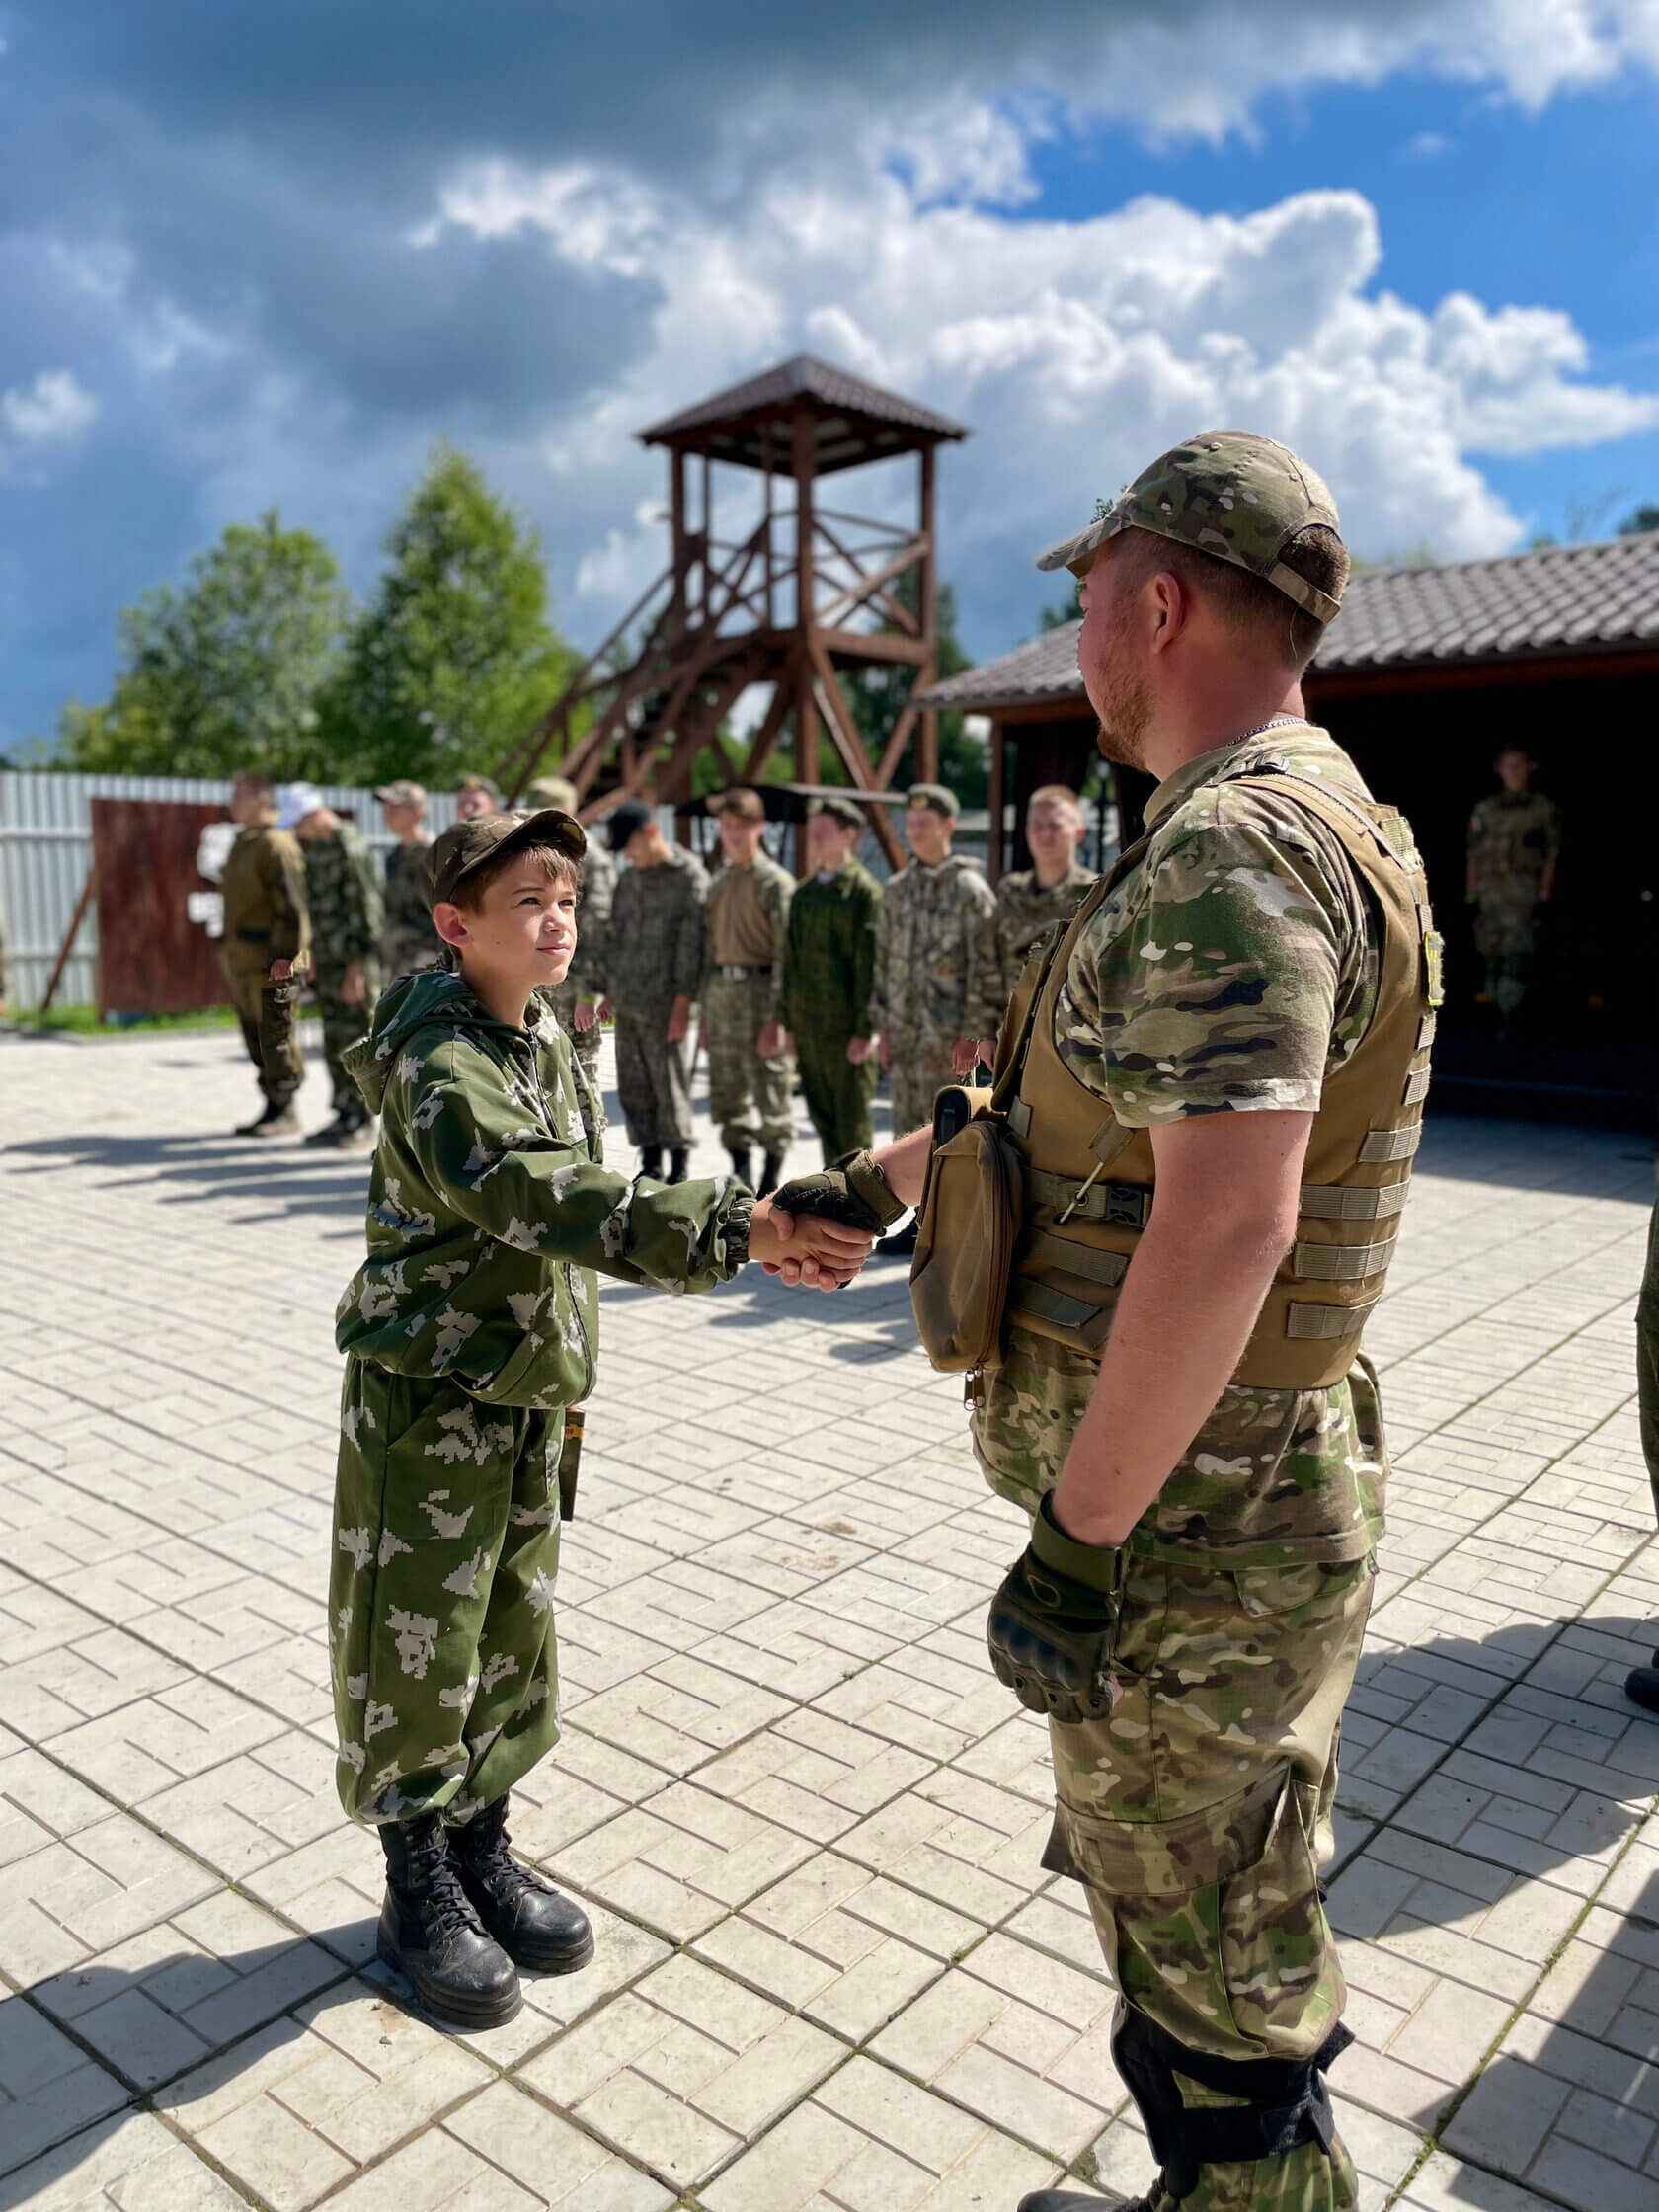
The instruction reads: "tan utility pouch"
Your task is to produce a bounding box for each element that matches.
[910,1087,1024,1372]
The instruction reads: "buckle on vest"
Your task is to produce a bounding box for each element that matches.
[1100,1184,1151,1228]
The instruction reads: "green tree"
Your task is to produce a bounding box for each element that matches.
[1040,585,1081,630]
[1618,504,1659,536]
[839,574,985,807]
[55,513,349,777]
[320,445,575,786]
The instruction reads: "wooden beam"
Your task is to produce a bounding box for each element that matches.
[41,866,97,1015]
[916,443,939,783]
[986,718,1006,887]
[818,626,930,666]
[807,637,905,872]
[793,407,819,872]
[813,518,921,634]
[740,682,793,782]
[875,700,919,788]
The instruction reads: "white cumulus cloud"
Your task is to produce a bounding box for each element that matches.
[1,367,99,448]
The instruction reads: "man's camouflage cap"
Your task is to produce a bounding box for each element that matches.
[524,775,578,811]
[809,795,865,831]
[1036,430,1345,624]
[907,782,959,820]
[426,808,586,908]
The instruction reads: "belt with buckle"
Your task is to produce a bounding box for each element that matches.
[713,963,768,980]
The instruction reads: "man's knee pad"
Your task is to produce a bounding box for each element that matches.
[1111,2006,1353,2202]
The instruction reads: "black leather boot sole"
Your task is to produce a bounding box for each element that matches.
[375,1897,522,2029]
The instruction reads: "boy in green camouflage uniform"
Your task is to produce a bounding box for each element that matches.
[330,805,870,2029]
[702,787,794,1193]
[769,796,884,1162]
[524,775,614,1093]
[992,783,1098,1005]
[376,781,442,980]
[284,785,386,1148]
[779,434,1403,2211]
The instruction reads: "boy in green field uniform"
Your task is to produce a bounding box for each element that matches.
[329,806,869,2029]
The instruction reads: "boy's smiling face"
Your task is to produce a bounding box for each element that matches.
[435,861,579,1016]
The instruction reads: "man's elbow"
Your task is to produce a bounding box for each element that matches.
[1151,1190,1298,1276]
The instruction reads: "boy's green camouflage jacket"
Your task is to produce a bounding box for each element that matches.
[337,970,753,1407]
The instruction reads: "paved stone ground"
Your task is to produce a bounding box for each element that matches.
[1,1023,1656,2212]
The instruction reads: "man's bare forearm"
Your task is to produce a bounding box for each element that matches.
[1052,1212,1290,1547]
[873,1125,932,1208]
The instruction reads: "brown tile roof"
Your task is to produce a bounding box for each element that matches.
[638,353,967,469]
[920,530,1659,711]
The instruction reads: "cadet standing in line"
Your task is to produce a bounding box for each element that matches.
[763,795,883,1165]
[871,781,1000,1254]
[1465,746,1560,1030]
[992,782,1098,1007]
[377,781,442,980]
[523,775,614,1099]
[595,800,707,1183]
[284,784,384,1149]
[775,432,1435,2212]
[328,806,871,2030]
[220,770,311,1137]
[701,787,795,1194]
[454,772,502,823]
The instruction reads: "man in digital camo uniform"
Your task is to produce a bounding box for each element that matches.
[221,770,311,1136]
[377,781,442,980]
[776,433,1439,2212]
[767,795,883,1162]
[872,782,1000,1253]
[595,800,707,1184]
[1464,746,1560,1029]
[284,784,385,1149]
[524,775,614,1098]
[701,787,794,1194]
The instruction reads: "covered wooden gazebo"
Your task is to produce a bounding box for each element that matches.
[500,355,966,867]
[919,532,1659,1121]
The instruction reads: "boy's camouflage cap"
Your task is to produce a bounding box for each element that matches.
[524,775,578,811]
[709,786,766,821]
[907,782,960,820]
[426,808,586,908]
[810,795,865,830]
[1036,430,1345,623]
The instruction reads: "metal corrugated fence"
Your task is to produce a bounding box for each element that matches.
[0,772,462,1011]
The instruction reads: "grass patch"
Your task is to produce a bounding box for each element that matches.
[7,1002,321,1038]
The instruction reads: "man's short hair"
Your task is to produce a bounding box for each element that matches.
[1027,784,1082,818]
[233,770,275,797]
[1118,524,1349,673]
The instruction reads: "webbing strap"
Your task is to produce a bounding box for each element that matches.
[1358,1123,1422,1165]
[1286,1291,1382,1339]
[1401,1066,1432,1107]
[1023,1230,1131,1289]
[1293,1235,1397,1282]
[1418,1012,1437,1051]
[1027,1167,1152,1226]
[1298,1179,1409,1222]
[1007,1283,1112,1344]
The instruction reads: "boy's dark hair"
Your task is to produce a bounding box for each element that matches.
[1121,524,1350,673]
[445,841,584,914]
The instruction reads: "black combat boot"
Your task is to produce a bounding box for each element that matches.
[728,1146,756,1188]
[1018,2193,1168,2211]
[377,1811,521,2029]
[236,1095,294,1137]
[1625,1664,1659,1715]
[303,1112,353,1148]
[639,1146,664,1179]
[448,1794,594,1973]
[758,1152,783,1198]
[668,1146,690,1184]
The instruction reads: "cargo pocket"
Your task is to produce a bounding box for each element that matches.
[1217,1770,1336,2048]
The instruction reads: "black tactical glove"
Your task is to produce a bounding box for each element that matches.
[987,1492,1125,1723]
[770,1149,907,1235]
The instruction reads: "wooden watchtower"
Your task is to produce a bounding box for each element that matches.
[499,355,967,865]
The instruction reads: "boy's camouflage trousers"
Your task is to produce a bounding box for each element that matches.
[889,1030,961,1141]
[1045,1551,1374,2210]
[316,961,381,1120]
[796,1030,878,1162]
[704,970,793,1158]
[330,1359,564,1826]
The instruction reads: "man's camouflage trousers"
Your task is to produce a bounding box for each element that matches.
[888,1027,964,1140]
[1044,1548,1373,2210]
[225,958,303,1109]
[704,970,793,1159]
[329,1359,564,1827]
[614,1005,694,1149]
[548,979,603,1097]
[1471,896,1540,1022]
[315,961,381,1119]
[797,1028,878,1163]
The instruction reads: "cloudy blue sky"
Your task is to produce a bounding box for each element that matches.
[4,1,1659,754]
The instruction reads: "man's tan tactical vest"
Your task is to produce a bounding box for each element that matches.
[995,757,1440,1392]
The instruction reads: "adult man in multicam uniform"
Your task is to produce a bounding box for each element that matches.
[1464,746,1560,1031]
[284,784,385,1149]
[377,781,442,980]
[523,775,614,1098]
[776,432,1440,2212]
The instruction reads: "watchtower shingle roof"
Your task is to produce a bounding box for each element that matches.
[638,354,967,474]
[919,530,1659,712]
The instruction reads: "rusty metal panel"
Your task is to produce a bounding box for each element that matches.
[91,798,229,1015]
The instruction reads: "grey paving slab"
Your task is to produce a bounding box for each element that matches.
[1,1026,1655,2212]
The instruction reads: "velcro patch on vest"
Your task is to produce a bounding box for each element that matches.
[1292,1235,1398,1282]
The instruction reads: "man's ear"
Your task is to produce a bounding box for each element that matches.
[1147,567,1188,655]
[432,900,469,950]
